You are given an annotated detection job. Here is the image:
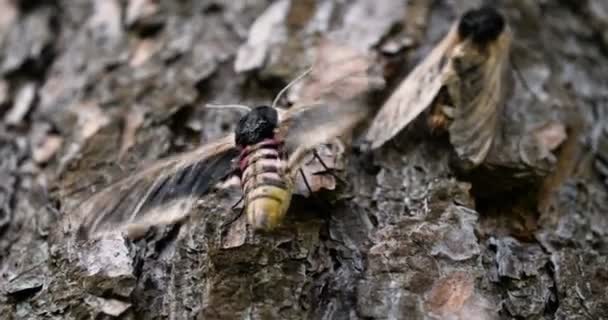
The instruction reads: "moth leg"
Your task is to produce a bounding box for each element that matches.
[224,165,244,211]
[223,201,246,228]
[298,168,332,214]
[428,87,454,134]
[312,149,331,172]
[311,149,346,184]
[299,168,314,196]
[231,196,244,210]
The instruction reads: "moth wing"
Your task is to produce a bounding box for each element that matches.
[281,100,367,159]
[73,134,239,239]
[364,24,460,149]
[276,39,380,168]
[285,39,383,106]
[448,29,512,166]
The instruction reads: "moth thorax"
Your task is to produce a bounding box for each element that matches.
[235,105,278,147]
[458,6,505,45]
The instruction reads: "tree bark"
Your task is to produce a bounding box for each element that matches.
[1,0,607,319]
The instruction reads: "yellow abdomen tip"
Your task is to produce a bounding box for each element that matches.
[246,186,292,231]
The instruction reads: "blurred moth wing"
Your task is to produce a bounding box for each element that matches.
[364,7,512,166]
[74,134,239,239]
[279,39,383,169]
[292,39,383,104]
[364,24,460,149]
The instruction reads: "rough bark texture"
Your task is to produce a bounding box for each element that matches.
[1,0,608,319]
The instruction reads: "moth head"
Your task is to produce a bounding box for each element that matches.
[458,6,505,46]
[235,105,279,146]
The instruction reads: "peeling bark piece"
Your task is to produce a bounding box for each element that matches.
[126,0,161,29]
[490,237,548,280]
[4,82,37,125]
[0,0,17,38]
[31,134,62,164]
[55,100,111,173]
[0,6,53,74]
[234,0,290,73]
[380,37,415,55]
[72,100,111,141]
[118,106,145,160]
[88,0,123,49]
[77,236,137,298]
[4,267,45,299]
[37,0,127,121]
[129,38,160,67]
[2,241,49,301]
[84,295,131,317]
[330,0,406,51]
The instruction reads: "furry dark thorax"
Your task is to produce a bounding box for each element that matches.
[458,7,505,45]
[235,106,279,147]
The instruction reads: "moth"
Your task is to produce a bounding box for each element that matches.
[72,40,381,239]
[364,6,512,167]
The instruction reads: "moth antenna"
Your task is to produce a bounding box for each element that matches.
[204,104,252,114]
[271,67,313,110]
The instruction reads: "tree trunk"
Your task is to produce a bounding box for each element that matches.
[1,0,607,319]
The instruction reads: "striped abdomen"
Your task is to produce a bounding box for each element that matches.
[239,139,293,231]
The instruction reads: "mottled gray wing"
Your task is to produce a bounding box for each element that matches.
[73,134,239,240]
[276,39,383,168]
[364,24,460,149]
[447,28,512,166]
[279,101,369,169]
